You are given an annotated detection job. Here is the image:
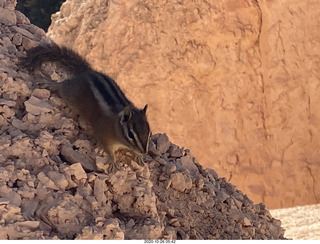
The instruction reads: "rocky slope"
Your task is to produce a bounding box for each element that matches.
[47,0,320,209]
[0,0,286,240]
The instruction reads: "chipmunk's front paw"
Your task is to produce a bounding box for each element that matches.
[35,79,48,88]
[135,154,145,166]
[35,79,60,91]
[108,161,119,173]
[119,149,145,166]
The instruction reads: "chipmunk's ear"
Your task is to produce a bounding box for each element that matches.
[142,104,148,114]
[120,106,132,124]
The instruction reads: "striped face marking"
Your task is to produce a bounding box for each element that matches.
[120,106,151,154]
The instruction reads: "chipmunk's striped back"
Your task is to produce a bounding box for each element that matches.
[88,72,131,115]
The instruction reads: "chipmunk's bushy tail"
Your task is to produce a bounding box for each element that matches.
[19,43,92,75]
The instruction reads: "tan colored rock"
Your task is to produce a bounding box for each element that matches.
[73,139,91,151]
[0,99,16,107]
[0,8,16,25]
[32,88,50,100]
[155,133,171,154]
[17,220,40,229]
[37,172,56,190]
[77,218,124,240]
[21,36,37,50]
[126,220,163,239]
[7,191,21,207]
[0,198,10,205]
[164,161,177,174]
[93,177,107,204]
[10,26,33,39]
[61,143,97,171]
[0,202,21,224]
[47,171,69,190]
[168,144,183,158]
[171,172,192,192]
[64,163,87,182]
[17,185,35,199]
[22,199,39,218]
[0,105,15,119]
[24,96,53,115]
[46,198,87,238]
[95,156,109,172]
[179,155,199,175]
[1,77,30,98]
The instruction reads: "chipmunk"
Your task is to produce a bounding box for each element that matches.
[19,43,151,173]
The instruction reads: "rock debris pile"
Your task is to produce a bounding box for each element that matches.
[0,1,285,240]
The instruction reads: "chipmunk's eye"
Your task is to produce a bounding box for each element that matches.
[128,129,135,140]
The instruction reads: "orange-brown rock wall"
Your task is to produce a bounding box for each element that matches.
[47,0,320,209]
